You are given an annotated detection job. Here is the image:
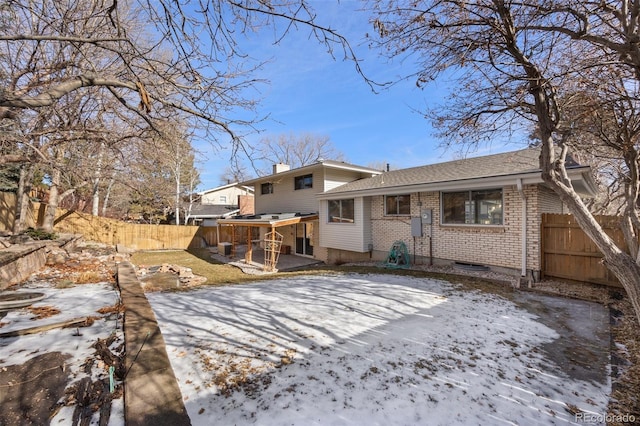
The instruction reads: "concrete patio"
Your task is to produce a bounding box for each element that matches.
[209,244,324,274]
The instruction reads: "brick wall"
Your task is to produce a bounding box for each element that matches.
[365,185,550,273]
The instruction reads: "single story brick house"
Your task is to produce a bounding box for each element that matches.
[316,148,597,281]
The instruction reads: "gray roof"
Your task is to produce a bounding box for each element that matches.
[320,148,594,197]
[186,204,238,218]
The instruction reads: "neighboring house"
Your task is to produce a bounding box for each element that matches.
[218,162,382,256]
[186,182,254,225]
[317,148,597,281]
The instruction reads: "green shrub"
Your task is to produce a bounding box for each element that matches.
[24,227,58,240]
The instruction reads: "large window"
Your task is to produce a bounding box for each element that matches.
[328,199,355,223]
[385,194,411,215]
[442,189,503,225]
[294,174,313,190]
[261,182,273,195]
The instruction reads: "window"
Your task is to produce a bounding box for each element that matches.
[328,199,355,223]
[261,182,273,195]
[385,195,411,215]
[219,195,227,203]
[442,189,503,225]
[294,174,313,190]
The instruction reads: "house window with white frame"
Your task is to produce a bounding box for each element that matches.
[328,199,355,223]
[219,195,227,203]
[385,194,411,215]
[294,174,313,190]
[261,182,273,195]
[441,189,503,225]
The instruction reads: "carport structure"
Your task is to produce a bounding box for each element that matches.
[217,212,318,271]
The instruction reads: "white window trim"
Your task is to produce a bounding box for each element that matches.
[327,199,355,224]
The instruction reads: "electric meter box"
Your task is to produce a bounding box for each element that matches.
[411,217,422,237]
[421,209,433,225]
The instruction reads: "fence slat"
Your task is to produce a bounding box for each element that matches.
[541,213,630,288]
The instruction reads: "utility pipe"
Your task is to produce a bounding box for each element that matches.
[516,179,527,278]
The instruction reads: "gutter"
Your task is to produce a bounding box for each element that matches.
[316,166,592,200]
[516,178,527,278]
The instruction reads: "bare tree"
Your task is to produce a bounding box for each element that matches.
[219,165,252,187]
[252,132,346,175]
[150,122,198,225]
[0,1,362,156]
[0,0,366,229]
[365,0,640,323]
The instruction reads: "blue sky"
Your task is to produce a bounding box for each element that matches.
[195,2,521,190]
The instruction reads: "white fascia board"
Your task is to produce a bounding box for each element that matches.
[242,163,381,186]
[317,167,593,199]
[197,182,255,195]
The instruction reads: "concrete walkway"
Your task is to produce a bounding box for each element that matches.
[117,262,191,426]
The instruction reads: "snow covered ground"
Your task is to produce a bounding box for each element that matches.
[147,274,610,426]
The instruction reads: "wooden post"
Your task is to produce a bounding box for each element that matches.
[271,226,276,270]
[231,225,235,257]
[246,226,252,263]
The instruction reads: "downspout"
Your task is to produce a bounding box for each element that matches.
[516,179,527,278]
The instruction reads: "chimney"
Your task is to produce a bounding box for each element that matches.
[273,163,290,174]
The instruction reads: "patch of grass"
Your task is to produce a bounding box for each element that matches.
[55,280,75,289]
[130,248,514,292]
[73,271,103,284]
[23,227,57,240]
[132,248,268,286]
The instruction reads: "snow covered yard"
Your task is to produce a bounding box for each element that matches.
[147,273,610,426]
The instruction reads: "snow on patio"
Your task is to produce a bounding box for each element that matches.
[147,274,610,426]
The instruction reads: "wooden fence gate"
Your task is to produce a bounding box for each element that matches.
[541,213,631,287]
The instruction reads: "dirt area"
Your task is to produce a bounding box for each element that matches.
[0,352,72,426]
[0,241,125,426]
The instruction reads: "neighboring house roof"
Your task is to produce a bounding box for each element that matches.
[318,148,598,199]
[197,182,254,196]
[186,204,239,219]
[240,160,383,185]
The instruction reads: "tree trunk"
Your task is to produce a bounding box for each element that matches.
[91,142,106,216]
[531,83,640,324]
[175,168,180,226]
[42,165,61,232]
[102,177,115,217]
[13,163,35,234]
[42,148,66,232]
[545,170,640,322]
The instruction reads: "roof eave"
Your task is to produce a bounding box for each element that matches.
[240,162,381,186]
[317,167,595,199]
[197,183,255,195]
[217,214,318,227]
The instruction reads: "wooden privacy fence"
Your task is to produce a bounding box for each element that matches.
[45,205,242,250]
[52,208,202,249]
[0,193,254,250]
[541,213,634,287]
